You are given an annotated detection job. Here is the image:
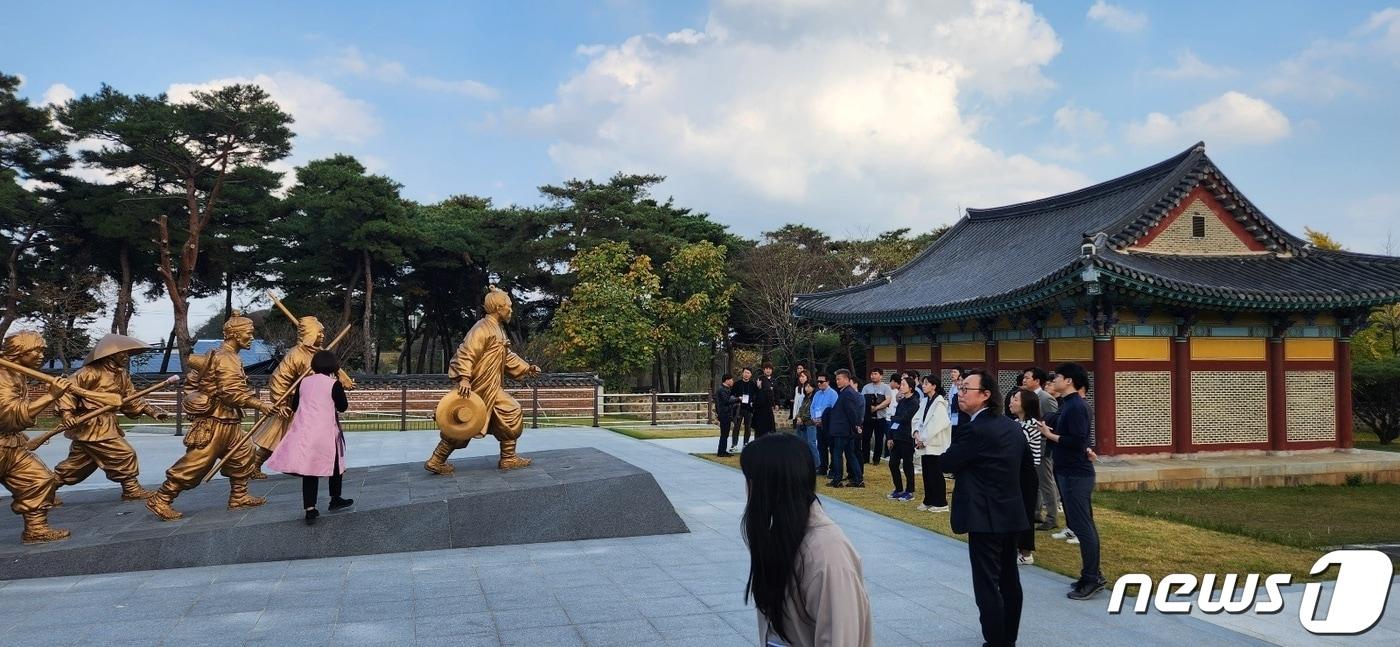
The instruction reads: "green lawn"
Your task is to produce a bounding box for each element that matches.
[1094,484,1400,549]
[696,453,1358,581]
[606,426,719,440]
[1356,428,1400,453]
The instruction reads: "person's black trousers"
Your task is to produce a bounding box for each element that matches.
[716,416,733,454]
[968,531,1023,647]
[920,454,947,507]
[737,407,754,445]
[1057,471,1103,584]
[888,439,915,493]
[815,425,831,474]
[301,455,343,510]
[861,418,888,464]
[829,435,863,484]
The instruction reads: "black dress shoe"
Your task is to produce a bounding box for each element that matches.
[849,481,866,488]
[304,508,319,525]
[825,480,844,488]
[328,497,354,510]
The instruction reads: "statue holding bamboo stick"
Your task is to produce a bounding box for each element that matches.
[250,308,354,479]
[50,334,169,501]
[0,330,76,543]
[146,314,286,521]
[425,286,540,474]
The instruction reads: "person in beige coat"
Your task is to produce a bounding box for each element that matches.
[741,433,873,647]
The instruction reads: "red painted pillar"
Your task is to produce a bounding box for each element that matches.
[895,343,906,374]
[932,343,943,384]
[1337,338,1354,450]
[1034,338,1049,370]
[1092,336,1116,455]
[1267,337,1287,452]
[1171,335,1192,455]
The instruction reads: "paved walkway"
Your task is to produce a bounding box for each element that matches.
[1,429,1391,645]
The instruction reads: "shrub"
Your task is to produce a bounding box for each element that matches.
[1353,359,1400,444]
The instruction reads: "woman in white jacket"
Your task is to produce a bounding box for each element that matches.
[912,376,952,512]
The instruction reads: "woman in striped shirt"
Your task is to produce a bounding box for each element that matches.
[1009,388,1042,565]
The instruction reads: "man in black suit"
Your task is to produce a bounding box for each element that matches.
[941,369,1036,647]
[823,369,866,488]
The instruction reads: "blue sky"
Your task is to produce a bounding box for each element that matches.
[5,1,1400,340]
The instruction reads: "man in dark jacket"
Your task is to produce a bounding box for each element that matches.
[1043,362,1105,600]
[941,369,1036,647]
[713,374,738,457]
[730,368,756,451]
[824,369,865,488]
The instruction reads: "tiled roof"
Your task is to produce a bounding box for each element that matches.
[792,143,1400,325]
[130,339,280,374]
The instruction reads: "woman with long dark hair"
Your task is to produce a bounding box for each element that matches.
[885,376,920,501]
[1009,388,1043,565]
[742,433,872,646]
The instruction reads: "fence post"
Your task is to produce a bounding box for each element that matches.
[532,385,540,429]
[174,388,184,436]
[651,390,658,426]
[400,386,408,432]
[592,383,601,427]
[706,395,713,426]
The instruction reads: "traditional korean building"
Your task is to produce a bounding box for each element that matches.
[792,143,1400,456]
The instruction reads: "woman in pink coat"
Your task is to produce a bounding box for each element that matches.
[265,350,353,524]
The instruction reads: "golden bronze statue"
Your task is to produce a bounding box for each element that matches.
[0,331,73,543]
[146,314,286,521]
[51,334,168,501]
[425,286,540,473]
[250,316,354,479]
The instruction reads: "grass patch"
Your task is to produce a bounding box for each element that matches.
[1094,484,1400,549]
[607,426,719,440]
[695,453,1331,581]
[1356,427,1400,453]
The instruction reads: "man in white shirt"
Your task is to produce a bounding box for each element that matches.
[860,369,895,465]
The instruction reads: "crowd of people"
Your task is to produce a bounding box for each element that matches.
[730,361,1108,647]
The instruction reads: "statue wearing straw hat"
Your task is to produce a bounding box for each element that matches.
[249,316,354,479]
[51,333,169,501]
[0,330,75,543]
[424,286,540,474]
[146,314,287,521]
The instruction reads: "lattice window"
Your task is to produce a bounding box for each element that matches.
[999,370,1023,404]
[1190,371,1268,444]
[1115,371,1172,447]
[1286,371,1336,442]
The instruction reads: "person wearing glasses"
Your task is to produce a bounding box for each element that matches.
[941,369,1036,647]
[808,374,838,477]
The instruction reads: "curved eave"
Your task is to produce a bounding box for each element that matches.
[1093,259,1400,311]
[792,262,1087,326]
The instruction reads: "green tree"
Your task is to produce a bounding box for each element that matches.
[550,241,660,389]
[398,196,495,373]
[656,241,736,391]
[58,83,293,364]
[275,155,411,371]
[0,71,71,338]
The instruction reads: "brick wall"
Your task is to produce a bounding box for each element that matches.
[1191,370,1268,444]
[1140,197,1257,255]
[1115,371,1172,447]
[1285,371,1337,442]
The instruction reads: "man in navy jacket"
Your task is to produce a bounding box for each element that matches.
[824,369,866,488]
[942,369,1036,647]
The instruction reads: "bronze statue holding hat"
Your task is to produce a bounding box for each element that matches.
[425,286,541,473]
[51,333,169,501]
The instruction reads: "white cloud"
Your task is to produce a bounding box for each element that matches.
[1128,91,1290,148]
[1363,7,1400,56]
[1087,1,1147,33]
[39,83,75,107]
[508,0,1083,236]
[1053,104,1107,137]
[1152,50,1236,80]
[330,47,499,100]
[167,72,380,143]
[13,72,26,89]
[1261,8,1400,101]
